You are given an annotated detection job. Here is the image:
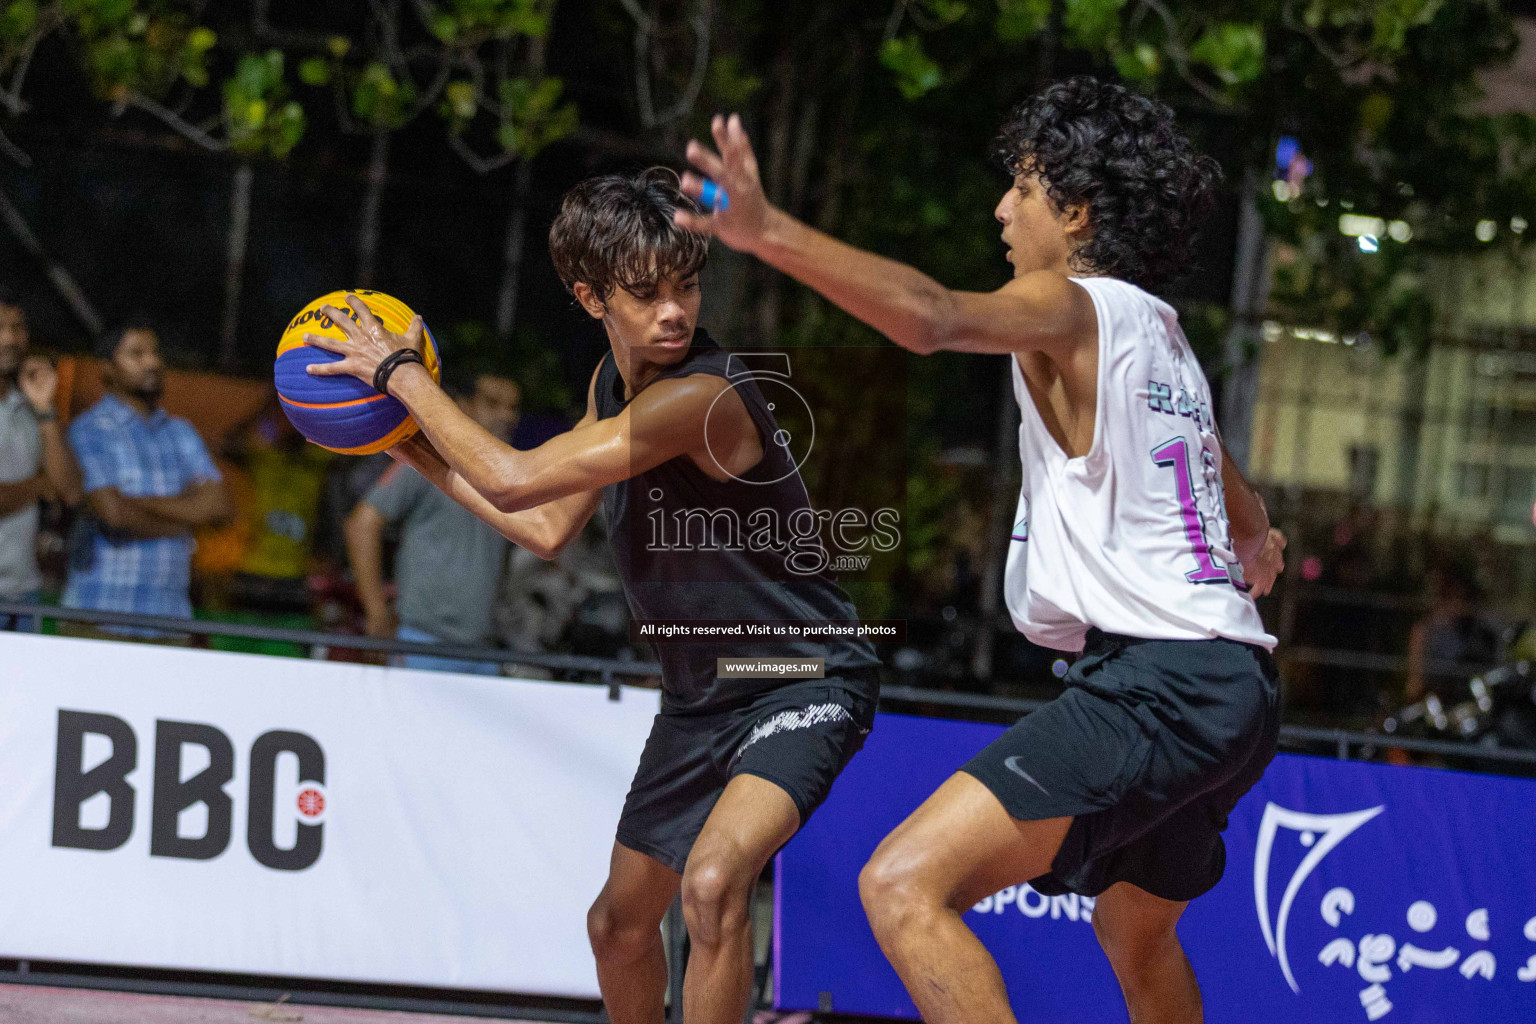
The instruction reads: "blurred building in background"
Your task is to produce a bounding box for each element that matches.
[1255,250,1536,575]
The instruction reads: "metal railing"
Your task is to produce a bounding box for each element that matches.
[6,602,1535,769]
[0,601,662,700]
[880,684,1536,767]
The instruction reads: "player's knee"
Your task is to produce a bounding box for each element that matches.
[680,855,750,946]
[587,896,651,964]
[1090,902,1119,957]
[859,844,928,936]
[585,898,619,956]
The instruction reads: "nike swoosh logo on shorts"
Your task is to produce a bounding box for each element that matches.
[1003,756,1051,797]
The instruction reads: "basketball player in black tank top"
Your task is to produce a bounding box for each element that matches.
[301,168,880,1024]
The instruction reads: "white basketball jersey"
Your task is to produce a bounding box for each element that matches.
[1004,276,1276,652]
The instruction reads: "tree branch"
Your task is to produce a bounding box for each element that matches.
[449,132,518,174]
[366,0,407,69]
[629,0,712,128]
[1131,0,1238,108]
[617,0,654,33]
[407,55,454,119]
[407,0,439,33]
[0,124,29,166]
[122,92,228,151]
[251,0,338,50]
[0,34,41,116]
[1280,0,1366,69]
[331,75,358,133]
[649,2,711,126]
[883,0,910,43]
[632,18,654,126]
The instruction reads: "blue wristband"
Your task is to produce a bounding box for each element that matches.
[700,179,730,212]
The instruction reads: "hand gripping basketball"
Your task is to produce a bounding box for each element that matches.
[273,289,441,455]
[303,293,427,393]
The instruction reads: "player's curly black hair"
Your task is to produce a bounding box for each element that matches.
[997,76,1221,290]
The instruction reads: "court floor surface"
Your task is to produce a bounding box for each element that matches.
[0,983,544,1024]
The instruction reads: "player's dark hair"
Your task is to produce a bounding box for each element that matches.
[996,76,1221,290]
[548,167,708,302]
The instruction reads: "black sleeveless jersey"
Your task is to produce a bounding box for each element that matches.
[594,331,880,711]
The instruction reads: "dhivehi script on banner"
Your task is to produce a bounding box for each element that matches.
[0,632,659,996]
[777,713,1536,1023]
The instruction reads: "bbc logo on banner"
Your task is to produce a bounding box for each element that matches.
[52,709,328,871]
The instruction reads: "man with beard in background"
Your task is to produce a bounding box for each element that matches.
[63,321,231,638]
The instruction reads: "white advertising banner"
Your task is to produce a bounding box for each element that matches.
[0,632,661,996]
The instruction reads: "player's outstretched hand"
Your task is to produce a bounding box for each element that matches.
[304,293,426,394]
[676,113,770,252]
[1244,527,1287,598]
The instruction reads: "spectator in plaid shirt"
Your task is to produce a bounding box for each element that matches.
[63,323,231,633]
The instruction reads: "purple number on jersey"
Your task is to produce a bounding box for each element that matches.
[1151,436,1231,584]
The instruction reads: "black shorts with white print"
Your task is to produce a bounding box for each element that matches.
[614,671,878,874]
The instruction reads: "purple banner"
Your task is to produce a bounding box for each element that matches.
[775,712,1536,1023]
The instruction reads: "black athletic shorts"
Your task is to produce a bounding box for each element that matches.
[963,629,1279,902]
[615,672,878,874]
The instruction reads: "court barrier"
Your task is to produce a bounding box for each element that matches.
[0,628,659,1010]
[777,712,1536,1023]
[3,603,1535,1023]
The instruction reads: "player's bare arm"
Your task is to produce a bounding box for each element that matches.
[385,434,599,560]
[304,295,762,514]
[379,363,607,559]
[1221,451,1286,597]
[674,114,1096,360]
[380,365,602,558]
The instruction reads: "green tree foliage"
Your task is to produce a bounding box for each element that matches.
[221,49,304,157]
[273,0,578,303]
[642,1,1531,365]
[62,1,305,157]
[421,0,575,166]
[285,0,576,166]
[67,0,215,97]
[288,13,431,136]
[875,0,1533,354]
[1254,1,1531,353]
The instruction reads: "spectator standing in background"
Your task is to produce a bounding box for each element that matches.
[0,291,83,630]
[63,322,232,636]
[1405,554,1499,703]
[311,448,394,641]
[346,373,520,673]
[223,393,332,615]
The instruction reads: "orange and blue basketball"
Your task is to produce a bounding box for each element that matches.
[273,289,441,455]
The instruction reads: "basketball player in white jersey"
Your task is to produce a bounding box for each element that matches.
[675,76,1285,1023]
